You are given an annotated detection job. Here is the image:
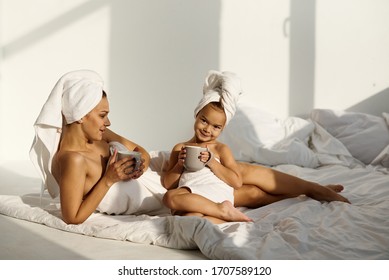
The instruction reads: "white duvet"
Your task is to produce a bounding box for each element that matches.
[1,158,388,259]
[1,107,389,259]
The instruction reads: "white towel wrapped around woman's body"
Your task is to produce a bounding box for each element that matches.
[97,142,169,215]
[97,169,169,216]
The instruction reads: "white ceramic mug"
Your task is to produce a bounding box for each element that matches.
[184,145,208,172]
[116,150,142,171]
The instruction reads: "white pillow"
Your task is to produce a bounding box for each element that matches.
[310,109,389,165]
[219,104,318,167]
[383,112,389,127]
[371,144,389,167]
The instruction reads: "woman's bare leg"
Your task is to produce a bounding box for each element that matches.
[236,162,350,206]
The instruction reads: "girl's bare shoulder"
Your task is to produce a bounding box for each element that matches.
[210,141,229,151]
[172,142,186,151]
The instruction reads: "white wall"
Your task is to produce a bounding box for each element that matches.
[219,0,291,116]
[315,0,389,114]
[219,0,389,117]
[1,0,389,162]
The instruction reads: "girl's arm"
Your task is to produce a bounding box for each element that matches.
[162,143,185,190]
[206,143,242,189]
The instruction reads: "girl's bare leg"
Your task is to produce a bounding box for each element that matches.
[234,184,293,208]
[236,162,350,207]
[163,188,252,222]
[182,212,228,224]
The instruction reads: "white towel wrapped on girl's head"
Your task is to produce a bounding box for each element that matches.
[29,70,105,198]
[194,70,243,126]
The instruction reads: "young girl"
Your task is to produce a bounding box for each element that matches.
[162,70,350,224]
[162,71,254,224]
[162,101,252,224]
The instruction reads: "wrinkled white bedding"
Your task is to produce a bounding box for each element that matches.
[0,162,388,259]
[1,107,389,259]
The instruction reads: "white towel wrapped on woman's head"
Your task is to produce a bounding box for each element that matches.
[29,70,105,198]
[194,70,242,126]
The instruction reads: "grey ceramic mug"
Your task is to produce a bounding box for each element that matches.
[183,146,208,172]
[117,150,141,171]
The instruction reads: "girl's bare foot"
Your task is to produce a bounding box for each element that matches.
[327,184,344,193]
[218,200,253,222]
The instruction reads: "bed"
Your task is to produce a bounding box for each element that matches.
[1,106,389,259]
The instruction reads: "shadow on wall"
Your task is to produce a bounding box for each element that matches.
[108,0,221,151]
[1,0,110,59]
[346,87,389,116]
[288,0,316,117]
[1,0,220,154]
[288,1,388,118]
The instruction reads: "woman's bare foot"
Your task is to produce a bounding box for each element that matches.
[218,200,253,222]
[309,184,350,203]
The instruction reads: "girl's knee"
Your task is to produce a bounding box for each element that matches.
[163,187,190,209]
[162,189,182,209]
[162,190,174,208]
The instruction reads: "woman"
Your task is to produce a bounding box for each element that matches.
[30,70,150,224]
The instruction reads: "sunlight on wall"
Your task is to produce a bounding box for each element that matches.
[0,0,111,161]
[219,0,290,118]
[1,0,388,162]
[315,0,389,111]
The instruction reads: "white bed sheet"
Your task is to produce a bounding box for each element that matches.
[1,160,388,259]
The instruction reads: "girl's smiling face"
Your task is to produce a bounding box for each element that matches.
[194,102,226,143]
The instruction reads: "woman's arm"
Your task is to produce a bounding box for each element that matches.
[103,128,150,170]
[59,149,138,224]
[207,143,242,189]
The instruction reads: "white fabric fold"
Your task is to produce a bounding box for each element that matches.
[194,70,242,125]
[29,70,104,198]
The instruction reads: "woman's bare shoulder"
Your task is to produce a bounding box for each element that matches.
[56,150,87,170]
[52,150,88,184]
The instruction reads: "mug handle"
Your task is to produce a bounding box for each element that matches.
[134,156,141,170]
[204,148,213,165]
